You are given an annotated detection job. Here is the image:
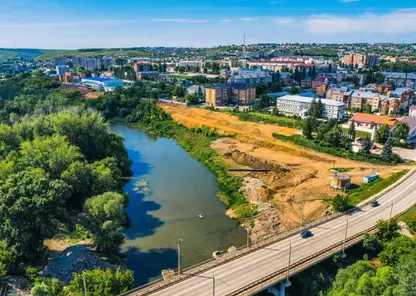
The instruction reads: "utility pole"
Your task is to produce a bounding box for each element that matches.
[83,275,87,296]
[341,217,349,259]
[212,273,215,296]
[285,242,292,287]
[300,202,305,227]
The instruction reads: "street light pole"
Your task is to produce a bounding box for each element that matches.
[300,202,305,227]
[177,238,183,275]
[341,217,349,259]
[285,242,292,287]
[83,275,87,296]
[212,273,215,296]
[389,201,394,223]
[247,228,250,248]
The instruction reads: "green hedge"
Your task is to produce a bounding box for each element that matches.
[272,133,400,165]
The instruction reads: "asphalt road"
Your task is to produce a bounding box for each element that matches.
[141,172,416,296]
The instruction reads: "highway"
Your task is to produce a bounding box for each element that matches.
[130,171,416,296]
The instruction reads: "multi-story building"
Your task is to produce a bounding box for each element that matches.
[179,60,204,68]
[389,88,414,110]
[72,57,102,71]
[228,68,272,85]
[276,95,345,120]
[326,86,353,108]
[133,61,152,72]
[232,84,256,106]
[380,98,400,116]
[54,57,67,66]
[61,72,81,83]
[136,71,159,81]
[205,84,232,106]
[346,113,397,133]
[382,72,416,89]
[366,55,380,68]
[342,54,367,66]
[56,65,67,76]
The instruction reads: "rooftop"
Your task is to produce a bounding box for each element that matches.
[277,95,345,107]
[410,105,416,111]
[82,77,122,82]
[350,113,397,126]
[400,116,416,134]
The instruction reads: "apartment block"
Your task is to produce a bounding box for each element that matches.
[205,84,232,107]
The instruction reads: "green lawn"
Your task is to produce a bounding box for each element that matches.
[341,128,370,139]
[400,205,416,233]
[347,170,409,205]
[251,112,300,125]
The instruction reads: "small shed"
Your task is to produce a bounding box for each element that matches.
[363,173,380,184]
[330,172,351,190]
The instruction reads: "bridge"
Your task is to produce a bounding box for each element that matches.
[123,170,416,296]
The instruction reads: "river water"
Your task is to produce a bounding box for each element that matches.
[111,123,246,286]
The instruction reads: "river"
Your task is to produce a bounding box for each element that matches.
[110,123,246,286]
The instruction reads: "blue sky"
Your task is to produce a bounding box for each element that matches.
[0,0,415,49]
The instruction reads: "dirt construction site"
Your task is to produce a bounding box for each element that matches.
[160,103,410,241]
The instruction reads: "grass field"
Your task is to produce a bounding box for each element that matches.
[341,127,370,139]
[347,170,409,205]
[400,205,416,233]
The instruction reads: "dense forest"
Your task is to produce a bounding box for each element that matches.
[0,74,134,295]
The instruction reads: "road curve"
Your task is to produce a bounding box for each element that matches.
[131,171,416,296]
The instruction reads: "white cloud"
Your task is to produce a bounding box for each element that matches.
[339,0,360,3]
[274,17,294,25]
[220,19,235,23]
[150,18,208,23]
[306,8,416,34]
[240,17,259,21]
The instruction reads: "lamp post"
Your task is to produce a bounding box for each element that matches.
[300,202,305,227]
[389,201,394,223]
[177,238,183,275]
[341,217,349,259]
[285,242,292,287]
[247,228,250,248]
[212,273,215,296]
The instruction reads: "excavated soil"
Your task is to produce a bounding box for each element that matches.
[160,103,410,241]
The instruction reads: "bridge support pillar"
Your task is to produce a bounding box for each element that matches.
[267,286,280,296]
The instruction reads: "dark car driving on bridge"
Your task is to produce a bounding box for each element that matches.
[300,230,313,238]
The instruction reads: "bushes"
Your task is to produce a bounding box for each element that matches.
[273,133,400,165]
[331,195,352,212]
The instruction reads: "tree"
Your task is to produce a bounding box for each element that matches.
[393,122,410,142]
[325,124,342,147]
[289,86,300,95]
[332,194,351,212]
[359,136,372,154]
[84,192,127,254]
[363,102,372,114]
[380,137,394,161]
[303,117,314,139]
[31,283,51,296]
[376,125,390,144]
[316,98,324,118]
[172,85,184,97]
[68,268,134,296]
[348,120,356,140]
[396,254,416,296]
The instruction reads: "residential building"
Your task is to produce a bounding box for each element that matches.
[382,72,416,89]
[366,55,380,68]
[56,65,67,76]
[342,54,367,66]
[232,84,256,106]
[179,60,203,68]
[389,88,414,110]
[326,86,353,108]
[409,105,416,117]
[72,57,102,71]
[380,98,400,115]
[346,113,397,133]
[301,79,312,88]
[220,69,232,80]
[316,84,328,96]
[276,95,345,120]
[81,77,124,91]
[136,71,159,81]
[54,57,67,66]
[133,61,152,72]
[187,85,205,96]
[205,84,232,106]
[101,71,114,78]
[62,72,81,83]
[228,68,272,85]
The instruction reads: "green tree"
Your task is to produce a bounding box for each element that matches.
[31,283,51,296]
[325,125,342,148]
[364,102,372,114]
[332,194,351,212]
[376,125,390,144]
[289,86,300,95]
[393,122,410,142]
[303,117,314,139]
[84,192,127,254]
[68,268,134,296]
[359,136,372,154]
[396,254,416,296]
[380,137,394,161]
[348,120,356,140]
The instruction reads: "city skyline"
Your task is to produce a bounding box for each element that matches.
[0,0,415,49]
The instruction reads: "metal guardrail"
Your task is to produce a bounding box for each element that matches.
[122,169,416,296]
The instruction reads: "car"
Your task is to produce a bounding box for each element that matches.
[300,229,313,238]
[370,200,380,207]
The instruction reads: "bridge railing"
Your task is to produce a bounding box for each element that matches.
[121,169,415,296]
